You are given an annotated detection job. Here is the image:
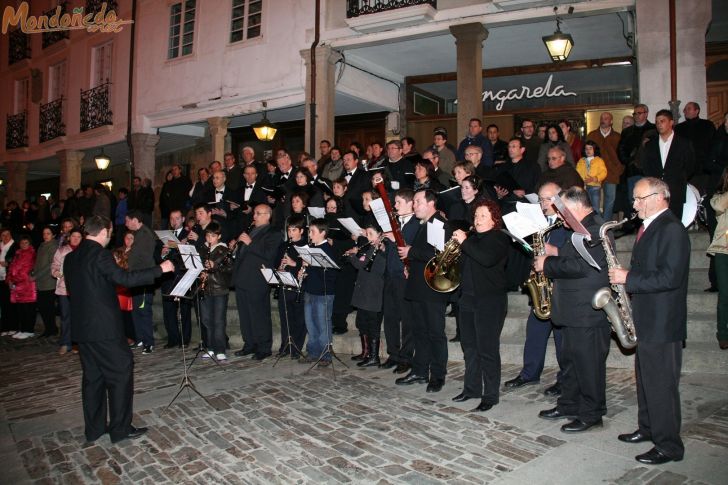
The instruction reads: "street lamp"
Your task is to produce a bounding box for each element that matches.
[252,101,277,142]
[543,9,574,62]
[95,148,111,170]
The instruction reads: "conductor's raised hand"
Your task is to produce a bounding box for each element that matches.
[160,260,175,273]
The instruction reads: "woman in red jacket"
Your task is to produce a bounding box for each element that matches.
[8,235,37,339]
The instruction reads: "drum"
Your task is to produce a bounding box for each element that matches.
[682,184,700,228]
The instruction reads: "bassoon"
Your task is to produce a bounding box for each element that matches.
[373,180,408,269]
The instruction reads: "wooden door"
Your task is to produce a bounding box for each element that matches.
[707,81,728,127]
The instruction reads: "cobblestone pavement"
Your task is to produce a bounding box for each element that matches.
[1,337,727,484]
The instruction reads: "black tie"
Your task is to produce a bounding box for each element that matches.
[346,172,353,177]
[216,190,223,194]
[246,185,253,189]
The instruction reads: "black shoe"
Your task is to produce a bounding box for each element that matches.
[538,407,576,421]
[704,286,718,293]
[452,392,474,403]
[379,358,397,369]
[358,337,380,367]
[163,343,178,349]
[544,383,562,396]
[393,363,411,374]
[252,352,272,361]
[395,373,428,385]
[276,349,290,358]
[504,375,539,389]
[351,334,368,361]
[426,378,445,393]
[332,328,348,335]
[234,348,254,357]
[449,335,460,343]
[472,401,493,412]
[141,346,153,354]
[635,447,680,465]
[111,426,148,444]
[561,419,603,433]
[618,430,651,443]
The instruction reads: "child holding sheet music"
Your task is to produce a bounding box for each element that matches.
[299,219,339,366]
[198,222,233,361]
[275,215,307,359]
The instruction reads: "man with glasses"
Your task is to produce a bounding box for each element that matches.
[608,177,689,465]
[640,109,695,219]
[538,147,584,190]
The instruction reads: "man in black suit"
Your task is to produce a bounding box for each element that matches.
[223,152,243,192]
[207,170,243,243]
[609,177,689,465]
[241,164,268,229]
[160,209,191,348]
[534,187,610,433]
[395,189,452,393]
[639,109,696,219]
[64,216,174,444]
[232,204,282,360]
[342,151,372,220]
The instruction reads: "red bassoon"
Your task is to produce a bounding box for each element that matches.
[373,180,408,268]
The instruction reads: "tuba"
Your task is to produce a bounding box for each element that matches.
[524,220,563,320]
[424,238,462,293]
[591,217,638,350]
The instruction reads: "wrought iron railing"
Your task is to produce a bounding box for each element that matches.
[86,0,119,15]
[346,0,436,18]
[80,82,113,132]
[8,30,31,65]
[40,98,66,143]
[42,3,70,49]
[6,112,28,149]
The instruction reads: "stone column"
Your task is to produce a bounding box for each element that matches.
[450,23,488,144]
[57,149,84,196]
[129,133,160,183]
[207,117,230,163]
[636,0,711,118]
[4,161,28,204]
[301,46,342,154]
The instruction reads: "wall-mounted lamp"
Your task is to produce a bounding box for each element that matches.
[95,148,111,170]
[543,7,575,62]
[252,101,277,142]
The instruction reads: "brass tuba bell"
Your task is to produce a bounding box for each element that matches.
[424,238,461,293]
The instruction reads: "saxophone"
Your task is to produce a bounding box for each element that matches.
[591,217,638,350]
[525,220,563,319]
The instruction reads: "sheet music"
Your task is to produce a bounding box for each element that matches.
[155,230,181,248]
[177,244,203,270]
[308,207,325,218]
[369,198,393,232]
[426,220,446,251]
[169,267,203,297]
[295,246,340,269]
[524,193,539,204]
[276,271,299,288]
[502,229,533,252]
[338,217,362,237]
[516,201,548,229]
[503,212,543,240]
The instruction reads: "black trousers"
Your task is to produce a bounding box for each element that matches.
[162,296,192,346]
[410,299,448,380]
[37,290,57,336]
[236,286,272,354]
[636,341,684,460]
[556,325,610,423]
[382,276,413,364]
[278,289,306,356]
[332,263,357,332]
[78,339,134,442]
[17,302,37,333]
[355,309,382,339]
[0,282,16,332]
[459,292,507,404]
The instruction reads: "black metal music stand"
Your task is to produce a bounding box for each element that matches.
[300,250,347,378]
[261,267,303,367]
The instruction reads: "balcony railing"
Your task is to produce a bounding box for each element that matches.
[42,3,70,49]
[80,82,113,132]
[40,98,66,143]
[8,30,31,65]
[346,0,436,18]
[6,112,28,149]
[86,0,118,15]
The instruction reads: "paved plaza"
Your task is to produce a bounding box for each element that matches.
[1,337,727,484]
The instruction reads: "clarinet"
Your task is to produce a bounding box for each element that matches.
[274,241,295,300]
[363,235,384,272]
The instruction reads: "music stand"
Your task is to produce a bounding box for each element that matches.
[260,267,302,367]
[162,248,216,412]
[296,247,346,377]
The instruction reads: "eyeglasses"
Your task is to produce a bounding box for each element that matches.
[633,111,647,116]
[634,192,658,202]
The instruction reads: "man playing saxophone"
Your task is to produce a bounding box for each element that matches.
[608,177,689,465]
[504,182,567,396]
[533,187,610,433]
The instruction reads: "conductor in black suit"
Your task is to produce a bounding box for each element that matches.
[63,216,174,444]
[241,164,269,229]
[231,204,282,360]
[640,109,696,219]
[609,177,690,465]
[534,187,611,433]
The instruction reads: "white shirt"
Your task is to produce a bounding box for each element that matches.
[642,207,669,231]
[214,185,226,203]
[0,239,14,280]
[658,131,674,168]
[345,167,356,182]
[599,127,612,138]
[244,182,255,201]
[399,214,413,227]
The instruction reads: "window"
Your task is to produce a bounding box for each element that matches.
[49,61,67,101]
[168,0,196,59]
[14,78,29,114]
[230,0,262,43]
[92,41,113,87]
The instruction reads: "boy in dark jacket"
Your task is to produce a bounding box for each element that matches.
[199,222,233,361]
